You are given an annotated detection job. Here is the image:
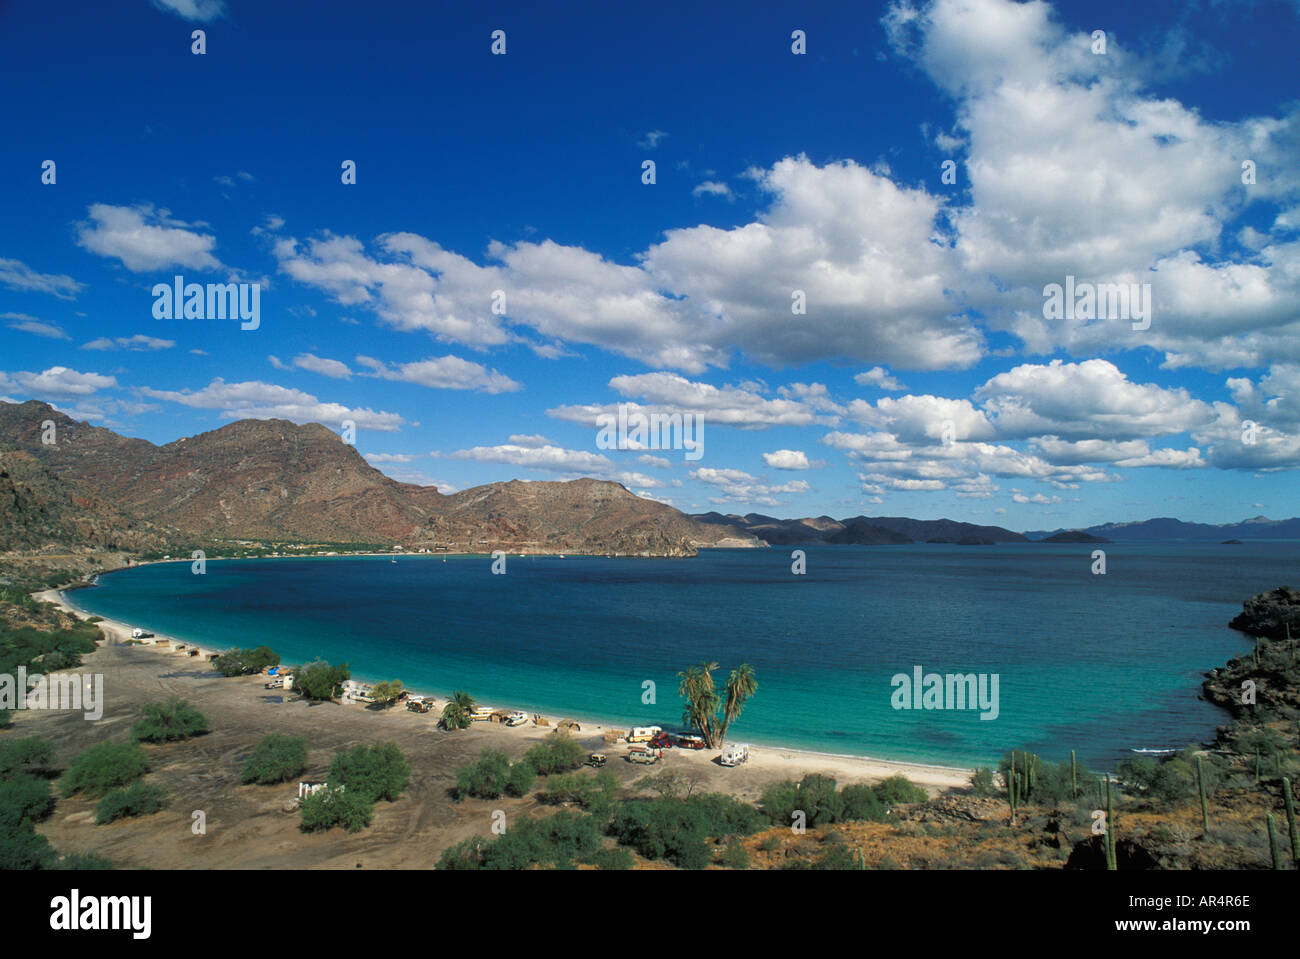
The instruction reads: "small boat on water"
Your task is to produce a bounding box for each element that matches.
[1130,747,1177,755]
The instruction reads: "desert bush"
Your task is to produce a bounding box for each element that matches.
[0,735,55,777]
[328,742,409,803]
[293,659,350,700]
[95,782,168,824]
[241,734,309,785]
[368,680,404,707]
[721,838,750,869]
[299,785,373,833]
[608,793,764,869]
[969,767,997,797]
[873,774,929,806]
[522,733,585,775]
[539,770,619,810]
[60,742,148,799]
[0,828,55,870]
[438,810,603,870]
[455,749,513,800]
[213,645,280,677]
[131,697,209,743]
[840,783,887,822]
[0,775,55,830]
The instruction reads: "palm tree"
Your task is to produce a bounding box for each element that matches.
[677,662,721,747]
[440,689,475,730]
[715,663,757,747]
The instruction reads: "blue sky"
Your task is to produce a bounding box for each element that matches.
[2,0,1299,530]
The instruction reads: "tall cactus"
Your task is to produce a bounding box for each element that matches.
[1009,752,1017,822]
[1105,775,1117,870]
[1196,756,1209,835]
[1267,814,1281,870]
[1071,750,1078,798]
[1284,777,1299,867]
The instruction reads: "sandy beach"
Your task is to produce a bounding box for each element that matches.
[40,587,972,792]
[19,587,971,869]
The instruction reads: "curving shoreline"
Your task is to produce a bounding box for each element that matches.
[37,586,974,793]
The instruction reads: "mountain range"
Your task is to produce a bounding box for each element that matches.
[1022,517,1300,542]
[0,401,756,557]
[2,400,1295,557]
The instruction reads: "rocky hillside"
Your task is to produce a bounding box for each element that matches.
[0,401,754,555]
[0,449,166,553]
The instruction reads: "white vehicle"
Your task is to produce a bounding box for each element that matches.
[505,711,529,727]
[130,628,154,639]
[720,743,750,766]
[627,725,663,743]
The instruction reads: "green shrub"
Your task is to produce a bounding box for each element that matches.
[0,622,99,677]
[438,811,603,870]
[131,697,209,743]
[873,774,928,805]
[0,735,55,777]
[293,660,350,700]
[368,680,404,707]
[540,770,619,810]
[969,767,997,797]
[589,846,635,870]
[56,851,115,870]
[721,838,750,869]
[608,793,765,869]
[506,759,537,797]
[299,785,374,833]
[328,742,409,803]
[241,734,309,785]
[0,775,55,830]
[761,774,847,826]
[60,742,148,799]
[785,843,864,870]
[0,709,10,729]
[0,828,55,870]
[1118,751,1208,802]
[95,782,169,824]
[522,733,585,775]
[839,783,887,822]
[456,749,513,799]
[214,646,280,677]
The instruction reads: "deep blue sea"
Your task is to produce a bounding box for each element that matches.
[66,543,1298,770]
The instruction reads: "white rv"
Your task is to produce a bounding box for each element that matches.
[720,743,750,766]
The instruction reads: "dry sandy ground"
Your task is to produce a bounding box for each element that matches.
[18,592,971,869]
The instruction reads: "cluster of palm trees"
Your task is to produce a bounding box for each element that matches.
[676,662,758,749]
[435,665,758,748]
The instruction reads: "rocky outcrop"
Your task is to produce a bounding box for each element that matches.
[1228,585,1300,639]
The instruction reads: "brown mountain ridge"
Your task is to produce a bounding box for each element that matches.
[0,400,757,557]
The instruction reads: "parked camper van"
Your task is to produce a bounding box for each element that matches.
[720,743,750,766]
[130,628,154,640]
[627,725,662,743]
[626,746,660,765]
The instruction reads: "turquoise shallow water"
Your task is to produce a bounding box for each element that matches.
[66,543,1297,769]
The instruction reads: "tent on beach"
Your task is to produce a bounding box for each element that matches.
[556,718,582,735]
